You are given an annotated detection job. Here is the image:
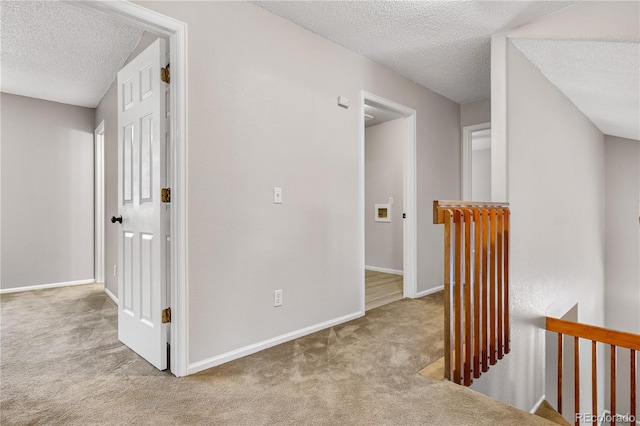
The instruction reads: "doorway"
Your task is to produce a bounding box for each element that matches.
[76,1,188,376]
[360,92,417,313]
[462,122,492,201]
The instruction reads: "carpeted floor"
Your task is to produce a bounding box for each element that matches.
[0,284,553,425]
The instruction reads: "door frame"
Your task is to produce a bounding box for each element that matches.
[461,122,491,200]
[80,1,188,377]
[359,91,417,313]
[94,120,105,285]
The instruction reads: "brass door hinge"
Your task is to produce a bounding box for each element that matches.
[162,307,171,324]
[161,65,170,84]
[161,188,171,203]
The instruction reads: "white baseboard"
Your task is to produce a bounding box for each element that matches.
[104,287,118,305]
[365,265,403,275]
[188,310,363,375]
[415,285,444,298]
[530,394,545,414]
[0,279,96,294]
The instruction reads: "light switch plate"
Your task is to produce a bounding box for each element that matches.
[273,187,282,204]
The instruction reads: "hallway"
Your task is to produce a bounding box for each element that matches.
[0,285,552,425]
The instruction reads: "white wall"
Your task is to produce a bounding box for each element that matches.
[604,135,640,416]
[1,93,95,290]
[137,1,460,369]
[461,98,490,128]
[604,136,640,334]
[471,146,491,201]
[95,32,159,299]
[481,38,606,412]
[484,1,640,412]
[95,83,118,297]
[365,118,405,272]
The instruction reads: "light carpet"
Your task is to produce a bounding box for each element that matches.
[0,284,553,425]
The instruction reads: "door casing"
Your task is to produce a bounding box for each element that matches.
[95,120,105,286]
[359,91,418,313]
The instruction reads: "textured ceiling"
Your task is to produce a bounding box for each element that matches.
[1,1,144,108]
[512,38,640,140]
[253,1,575,104]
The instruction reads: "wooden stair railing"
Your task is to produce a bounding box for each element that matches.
[433,200,510,385]
[546,317,639,426]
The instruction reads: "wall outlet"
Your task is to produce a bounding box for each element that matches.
[274,289,283,307]
[113,265,117,277]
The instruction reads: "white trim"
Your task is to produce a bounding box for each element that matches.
[81,0,189,377]
[360,91,418,308]
[187,311,363,375]
[94,120,106,285]
[530,394,546,414]
[365,266,403,276]
[0,279,96,294]
[104,287,118,305]
[490,33,509,202]
[415,285,445,299]
[359,93,366,315]
[461,122,491,200]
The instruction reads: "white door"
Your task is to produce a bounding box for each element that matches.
[116,38,169,370]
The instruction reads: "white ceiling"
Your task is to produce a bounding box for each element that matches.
[1,1,144,108]
[253,1,575,104]
[255,1,640,140]
[364,104,404,127]
[2,1,638,140]
[512,38,640,141]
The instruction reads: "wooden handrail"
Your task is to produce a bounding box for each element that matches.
[546,317,640,351]
[433,200,509,224]
[546,316,639,426]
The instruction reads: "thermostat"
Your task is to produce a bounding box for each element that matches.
[337,96,350,109]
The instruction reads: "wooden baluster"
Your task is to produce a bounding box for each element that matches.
[545,315,640,426]
[611,344,616,426]
[489,209,497,365]
[503,209,510,354]
[497,209,503,360]
[443,210,452,381]
[575,337,580,426]
[558,333,563,415]
[463,209,472,385]
[631,349,636,424]
[481,209,489,372]
[592,340,597,426]
[473,209,481,379]
[454,209,462,385]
